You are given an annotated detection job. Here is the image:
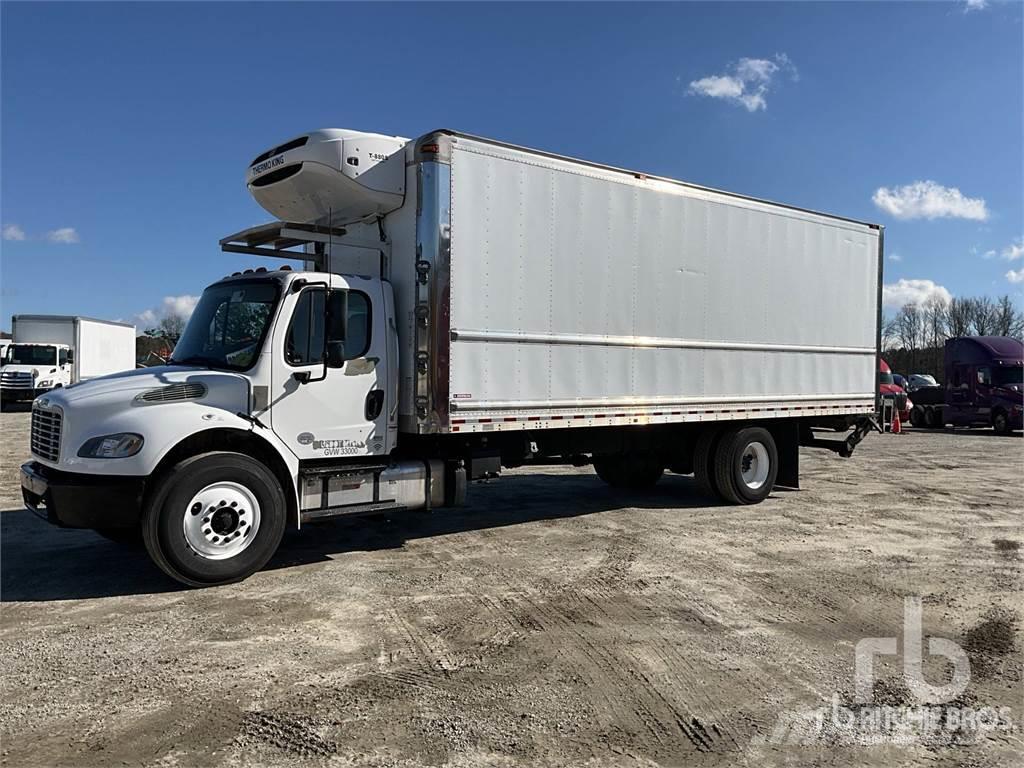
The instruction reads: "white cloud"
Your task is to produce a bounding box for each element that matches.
[882,278,953,310]
[45,227,80,244]
[2,224,26,241]
[964,0,988,12]
[887,252,902,262]
[134,294,199,330]
[1007,269,1024,285]
[688,54,796,112]
[1001,237,1023,261]
[872,181,989,221]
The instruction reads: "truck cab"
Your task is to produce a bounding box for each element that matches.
[944,336,1023,433]
[1,342,72,402]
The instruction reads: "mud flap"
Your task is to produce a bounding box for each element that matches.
[769,421,800,490]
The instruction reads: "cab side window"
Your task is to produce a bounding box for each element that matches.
[286,290,327,366]
[344,292,371,359]
[286,289,371,366]
[976,366,991,386]
[58,348,69,366]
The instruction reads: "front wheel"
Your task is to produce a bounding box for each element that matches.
[992,410,1011,435]
[142,452,287,587]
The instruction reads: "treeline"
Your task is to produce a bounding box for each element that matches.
[882,294,1023,382]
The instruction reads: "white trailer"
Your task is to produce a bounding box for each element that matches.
[21,128,882,586]
[2,315,135,402]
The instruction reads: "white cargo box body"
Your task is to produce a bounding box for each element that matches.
[12,315,136,381]
[410,133,881,434]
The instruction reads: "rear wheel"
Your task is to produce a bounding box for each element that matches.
[593,453,664,489]
[142,452,287,587]
[713,426,778,505]
[909,406,924,428]
[692,427,723,501]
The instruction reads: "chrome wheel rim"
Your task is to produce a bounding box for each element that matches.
[182,481,261,560]
[740,441,770,490]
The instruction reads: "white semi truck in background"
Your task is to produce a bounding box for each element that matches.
[2,315,136,404]
[21,128,883,587]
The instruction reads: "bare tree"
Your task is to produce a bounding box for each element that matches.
[992,295,1023,338]
[946,296,973,338]
[922,295,949,349]
[895,303,925,370]
[968,296,996,336]
[881,315,901,352]
[145,311,187,346]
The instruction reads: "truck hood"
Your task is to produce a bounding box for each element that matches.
[994,383,1023,399]
[42,366,249,406]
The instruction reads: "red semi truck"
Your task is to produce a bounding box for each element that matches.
[879,358,911,425]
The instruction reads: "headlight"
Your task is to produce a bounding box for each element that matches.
[37,380,53,388]
[77,433,144,459]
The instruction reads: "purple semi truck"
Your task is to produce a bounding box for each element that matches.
[911,336,1023,434]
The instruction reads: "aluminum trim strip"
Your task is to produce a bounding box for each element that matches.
[451,393,874,412]
[450,329,875,355]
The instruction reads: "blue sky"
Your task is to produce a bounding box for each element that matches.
[2,1,1022,332]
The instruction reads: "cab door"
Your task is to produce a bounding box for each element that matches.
[270,275,390,460]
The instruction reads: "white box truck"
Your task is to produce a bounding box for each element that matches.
[2,315,136,403]
[21,128,882,586]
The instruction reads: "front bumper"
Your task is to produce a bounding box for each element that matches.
[2,388,45,403]
[21,461,145,529]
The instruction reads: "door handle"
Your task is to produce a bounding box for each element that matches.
[365,389,385,421]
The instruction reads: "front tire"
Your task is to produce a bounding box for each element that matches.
[142,452,287,587]
[992,410,1011,435]
[713,426,778,505]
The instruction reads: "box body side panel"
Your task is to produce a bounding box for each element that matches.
[445,138,878,431]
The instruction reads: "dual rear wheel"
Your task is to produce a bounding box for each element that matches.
[593,425,778,505]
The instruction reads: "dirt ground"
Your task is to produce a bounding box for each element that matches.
[1,409,1021,768]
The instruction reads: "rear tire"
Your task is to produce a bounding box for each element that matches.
[713,426,778,505]
[909,406,924,428]
[142,451,287,587]
[692,427,723,501]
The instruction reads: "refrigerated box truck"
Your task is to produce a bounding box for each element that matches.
[2,315,136,402]
[21,128,883,586]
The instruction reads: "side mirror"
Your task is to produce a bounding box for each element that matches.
[326,341,346,368]
[292,371,312,385]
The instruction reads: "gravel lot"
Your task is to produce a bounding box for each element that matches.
[1,409,1021,767]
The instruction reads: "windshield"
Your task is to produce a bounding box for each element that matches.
[170,281,279,371]
[993,365,1023,387]
[7,345,57,366]
[879,372,894,386]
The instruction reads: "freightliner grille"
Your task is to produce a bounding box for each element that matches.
[31,404,63,462]
[1,371,34,389]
